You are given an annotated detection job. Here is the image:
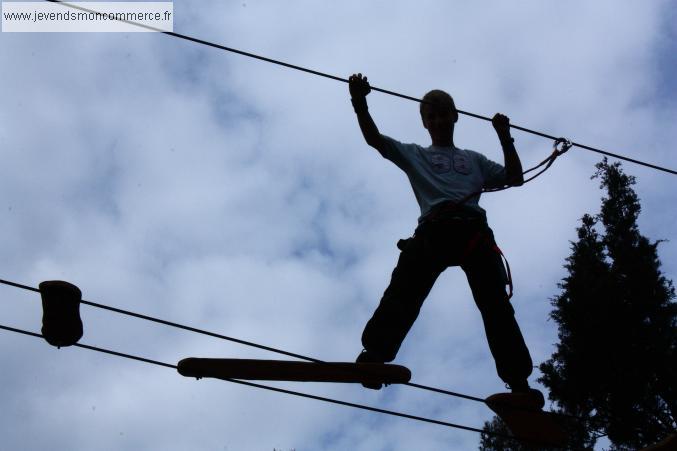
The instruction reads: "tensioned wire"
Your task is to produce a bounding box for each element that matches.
[0,276,608,435]
[0,322,569,449]
[43,0,677,176]
[0,277,483,403]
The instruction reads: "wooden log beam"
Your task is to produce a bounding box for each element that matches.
[177,357,412,385]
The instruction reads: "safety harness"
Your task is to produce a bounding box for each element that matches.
[407,138,573,300]
[418,203,514,300]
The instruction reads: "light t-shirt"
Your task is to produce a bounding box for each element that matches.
[379,135,507,221]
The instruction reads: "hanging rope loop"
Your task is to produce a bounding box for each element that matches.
[516,137,572,185]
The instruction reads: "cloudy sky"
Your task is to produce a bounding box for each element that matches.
[1,1,675,449]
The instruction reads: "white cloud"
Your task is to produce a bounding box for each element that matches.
[1,1,675,450]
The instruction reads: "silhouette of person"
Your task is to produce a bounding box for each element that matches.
[349,73,542,405]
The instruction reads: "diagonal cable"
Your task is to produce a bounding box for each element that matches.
[41,0,677,176]
[0,322,565,448]
[0,278,482,400]
[0,275,607,436]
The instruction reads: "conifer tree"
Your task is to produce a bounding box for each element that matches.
[480,160,675,450]
[479,416,537,450]
[539,160,676,449]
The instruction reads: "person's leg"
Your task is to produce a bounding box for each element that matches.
[361,232,443,362]
[462,234,533,390]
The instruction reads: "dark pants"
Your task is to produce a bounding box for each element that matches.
[361,219,533,387]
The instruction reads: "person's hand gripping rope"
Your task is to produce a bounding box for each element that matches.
[349,73,371,114]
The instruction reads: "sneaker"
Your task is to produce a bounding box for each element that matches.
[355,349,385,390]
[39,280,83,348]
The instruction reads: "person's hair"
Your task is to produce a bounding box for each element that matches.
[420,90,456,118]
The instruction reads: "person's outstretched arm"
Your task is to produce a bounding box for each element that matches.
[349,73,388,153]
[492,113,524,186]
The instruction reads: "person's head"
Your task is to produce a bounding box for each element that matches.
[420,90,458,146]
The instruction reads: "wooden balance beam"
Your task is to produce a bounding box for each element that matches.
[177,358,411,385]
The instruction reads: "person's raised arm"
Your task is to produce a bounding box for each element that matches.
[492,113,524,186]
[349,73,388,153]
